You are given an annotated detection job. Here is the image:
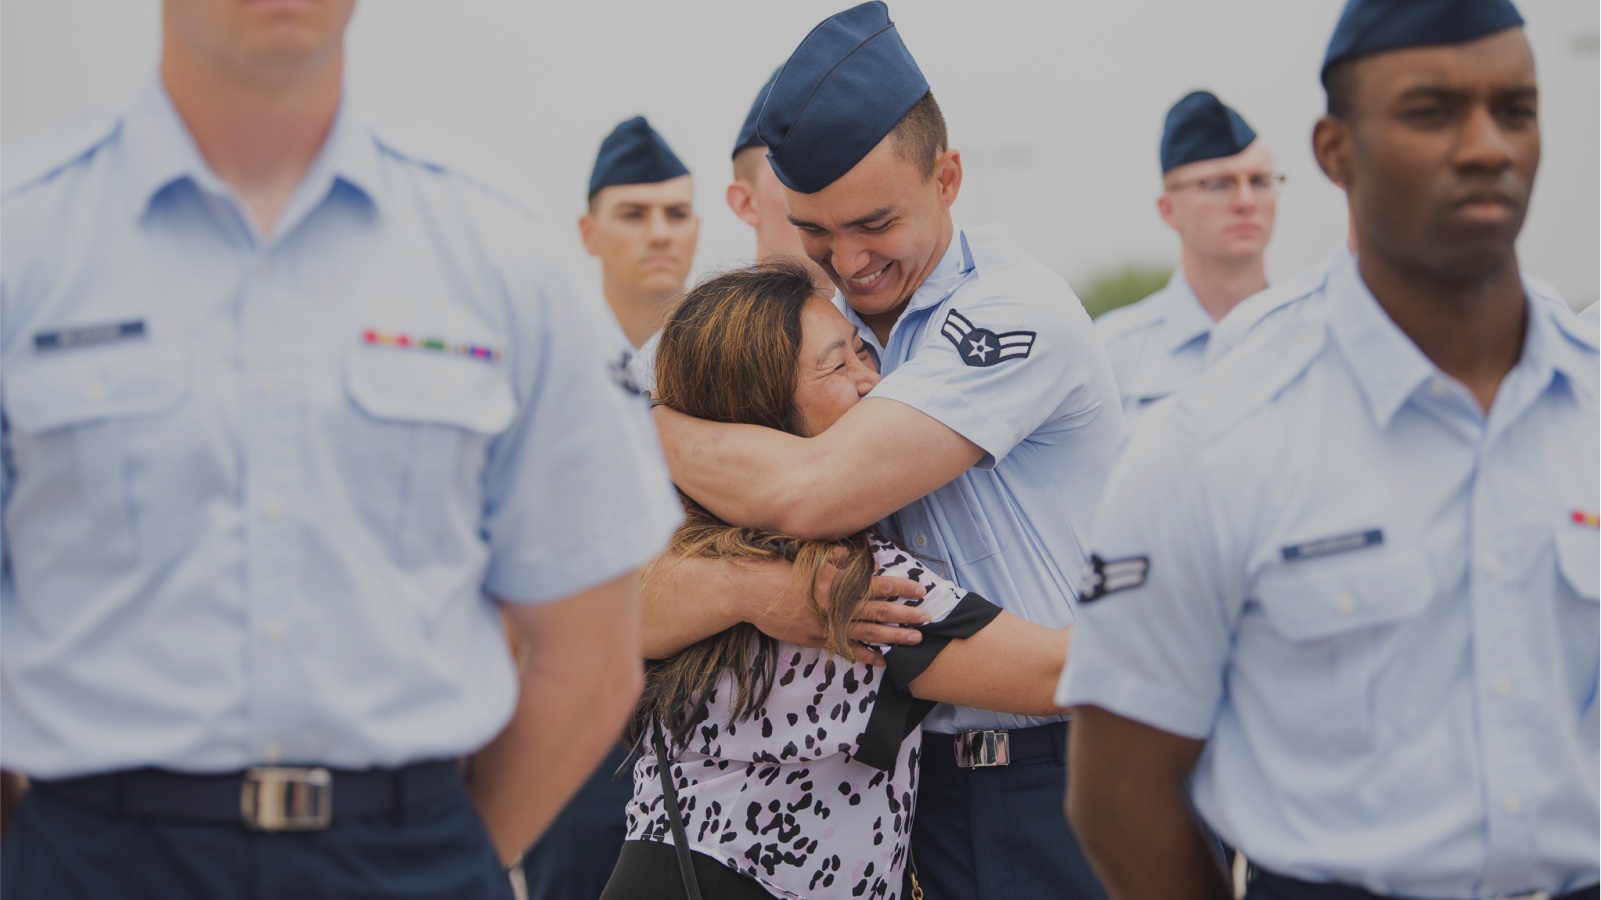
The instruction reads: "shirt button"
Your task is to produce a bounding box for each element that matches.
[1335,592,1356,615]
[1485,556,1504,579]
[1491,673,1512,697]
[256,259,271,276]
[258,377,279,397]
[914,534,928,550]
[1503,792,1522,815]
[265,620,287,642]
[1428,379,1449,397]
[82,379,108,402]
[261,495,285,521]
[263,742,285,763]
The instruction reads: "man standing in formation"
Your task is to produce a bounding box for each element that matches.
[579,116,700,351]
[1061,1,1600,898]
[647,3,1122,895]
[517,115,701,900]
[0,1,679,896]
[1097,91,1277,421]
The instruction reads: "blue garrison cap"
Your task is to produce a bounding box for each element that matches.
[588,116,690,198]
[1322,0,1524,83]
[1160,91,1257,173]
[732,69,780,158]
[758,1,930,194]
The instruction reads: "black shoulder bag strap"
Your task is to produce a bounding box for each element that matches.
[651,720,704,900]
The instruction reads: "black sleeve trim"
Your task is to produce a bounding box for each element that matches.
[851,592,1004,772]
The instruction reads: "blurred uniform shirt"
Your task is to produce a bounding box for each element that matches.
[1059,255,1600,897]
[1095,270,1212,423]
[0,82,680,779]
[840,224,1124,735]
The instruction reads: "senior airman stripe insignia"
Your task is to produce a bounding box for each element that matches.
[941,308,1037,368]
[1082,554,1150,603]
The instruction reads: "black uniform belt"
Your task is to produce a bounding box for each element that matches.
[1254,869,1600,900]
[34,760,460,832]
[922,722,1067,768]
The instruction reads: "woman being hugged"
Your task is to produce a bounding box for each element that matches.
[602,263,1067,900]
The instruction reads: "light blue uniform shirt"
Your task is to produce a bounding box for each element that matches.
[838,224,1124,734]
[1059,255,1600,897]
[1095,270,1213,424]
[1204,247,1349,367]
[0,83,681,778]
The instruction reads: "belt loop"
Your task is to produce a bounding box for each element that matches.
[1053,721,1068,766]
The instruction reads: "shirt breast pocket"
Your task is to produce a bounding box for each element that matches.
[3,345,189,568]
[1553,528,1599,723]
[1250,551,1435,753]
[340,348,517,567]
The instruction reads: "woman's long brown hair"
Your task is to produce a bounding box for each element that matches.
[636,262,879,753]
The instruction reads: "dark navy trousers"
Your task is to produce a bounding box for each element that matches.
[911,725,1110,899]
[1,778,513,900]
[520,742,632,900]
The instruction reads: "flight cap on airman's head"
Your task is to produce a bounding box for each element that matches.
[757,1,929,194]
[588,116,690,199]
[733,68,780,159]
[1160,91,1257,174]
[1321,0,1524,84]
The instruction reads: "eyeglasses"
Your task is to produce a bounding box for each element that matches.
[1167,172,1287,198]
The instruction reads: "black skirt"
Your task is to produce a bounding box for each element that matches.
[599,839,776,900]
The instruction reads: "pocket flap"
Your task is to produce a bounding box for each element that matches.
[4,345,187,433]
[1255,551,1434,642]
[1556,529,1600,601]
[345,348,517,434]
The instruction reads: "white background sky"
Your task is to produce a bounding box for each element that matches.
[4,1,1597,305]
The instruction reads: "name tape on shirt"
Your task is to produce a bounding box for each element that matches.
[941,309,1036,368]
[1082,553,1150,604]
[1281,528,1384,562]
[34,319,146,352]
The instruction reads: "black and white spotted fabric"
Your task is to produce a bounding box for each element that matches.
[625,535,1002,899]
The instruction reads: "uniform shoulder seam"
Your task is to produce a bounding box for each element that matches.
[2,111,121,199]
[366,116,549,224]
[1171,317,1329,443]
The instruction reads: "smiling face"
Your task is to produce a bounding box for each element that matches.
[1318,28,1539,283]
[792,295,881,437]
[784,135,961,334]
[1159,140,1278,265]
[581,175,700,301]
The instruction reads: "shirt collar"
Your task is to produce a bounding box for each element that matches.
[1330,254,1596,427]
[902,226,975,315]
[1327,255,1438,428]
[120,79,384,222]
[1152,270,1214,354]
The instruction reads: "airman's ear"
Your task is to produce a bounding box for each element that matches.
[1313,116,1353,191]
[726,180,760,228]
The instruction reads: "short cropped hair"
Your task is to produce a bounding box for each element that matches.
[888,92,948,179]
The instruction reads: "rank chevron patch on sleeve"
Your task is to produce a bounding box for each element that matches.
[941,308,1037,368]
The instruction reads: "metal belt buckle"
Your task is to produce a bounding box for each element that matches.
[241,766,332,831]
[953,730,1011,768]
[1495,894,1549,900]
